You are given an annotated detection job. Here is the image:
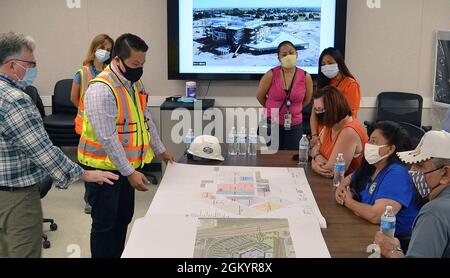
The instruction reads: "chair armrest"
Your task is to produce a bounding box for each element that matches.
[422,125,432,132]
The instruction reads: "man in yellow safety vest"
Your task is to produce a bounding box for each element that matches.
[79,33,175,258]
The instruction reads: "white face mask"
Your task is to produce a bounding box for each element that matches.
[321,63,339,79]
[95,49,110,63]
[280,55,297,69]
[364,143,390,165]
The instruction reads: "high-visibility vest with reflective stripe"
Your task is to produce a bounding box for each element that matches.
[74,65,93,135]
[77,66,154,170]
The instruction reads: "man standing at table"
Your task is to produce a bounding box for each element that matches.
[79,33,175,258]
[0,32,118,258]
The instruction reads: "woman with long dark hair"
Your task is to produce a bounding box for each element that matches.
[335,121,420,251]
[311,47,361,145]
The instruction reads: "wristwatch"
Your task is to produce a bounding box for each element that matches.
[389,246,403,257]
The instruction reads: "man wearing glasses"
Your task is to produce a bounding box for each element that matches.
[0,32,118,258]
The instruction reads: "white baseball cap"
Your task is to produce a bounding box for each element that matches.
[397,130,450,164]
[187,135,224,161]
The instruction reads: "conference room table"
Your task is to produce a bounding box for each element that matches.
[178,149,379,258]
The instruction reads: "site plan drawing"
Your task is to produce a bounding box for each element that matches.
[147,163,326,228]
[200,168,294,217]
[194,218,296,258]
[123,163,330,258]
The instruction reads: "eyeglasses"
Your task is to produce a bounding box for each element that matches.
[8,59,37,68]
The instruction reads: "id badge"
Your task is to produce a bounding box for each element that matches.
[284,113,292,131]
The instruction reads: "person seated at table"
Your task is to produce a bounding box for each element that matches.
[374,130,450,258]
[310,47,361,147]
[310,86,368,178]
[335,121,420,252]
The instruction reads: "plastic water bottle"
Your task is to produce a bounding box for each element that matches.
[380,206,396,238]
[333,153,346,188]
[298,134,309,165]
[227,127,237,156]
[184,129,195,159]
[184,128,195,150]
[237,127,247,156]
[248,128,257,156]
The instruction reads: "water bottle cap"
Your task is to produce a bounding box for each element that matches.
[186,81,196,86]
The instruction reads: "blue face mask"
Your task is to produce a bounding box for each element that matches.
[14,61,38,88]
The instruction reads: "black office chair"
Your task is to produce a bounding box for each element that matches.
[140,163,159,185]
[397,122,426,149]
[364,92,432,135]
[43,79,80,147]
[38,176,57,249]
[23,87,59,249]
[24,86,46,118]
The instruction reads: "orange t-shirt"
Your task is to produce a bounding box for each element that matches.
[331,77,361,118]
[319,119,368,176]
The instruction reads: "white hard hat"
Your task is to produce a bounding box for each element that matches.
[187,135,224,161]
[397,130,450,164]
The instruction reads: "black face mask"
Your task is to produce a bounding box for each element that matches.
[119,57,143,83]
[316,112,325,123]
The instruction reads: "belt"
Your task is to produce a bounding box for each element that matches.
[0,185,36,192]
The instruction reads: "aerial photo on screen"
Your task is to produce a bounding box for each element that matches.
[434,39,450,105]
[192,0,322,69]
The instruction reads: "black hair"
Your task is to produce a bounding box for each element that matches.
[350,121,413,200]
[317,47,355,90]
[277,41,296,56]
[112,33,148,60]
[313,86,352,128]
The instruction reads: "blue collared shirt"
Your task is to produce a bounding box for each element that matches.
[357,163,420,237]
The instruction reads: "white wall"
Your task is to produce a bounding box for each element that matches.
[1,0,449,127]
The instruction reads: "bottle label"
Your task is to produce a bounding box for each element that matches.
[186,87,197,98]
[380,220,395,231]
[334,164,346,172]
[299,144,309,150]
[237,135,246,143]
[249,135,257,144]
[226,135,235,144]
[184,136,194,144]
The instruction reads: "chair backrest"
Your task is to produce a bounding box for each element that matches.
[376,92,423,127]
[302,101,313,136]
[38,176,53,199]
[24,85,46,118]
[52,79,77,115]
[397,121,426,149]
